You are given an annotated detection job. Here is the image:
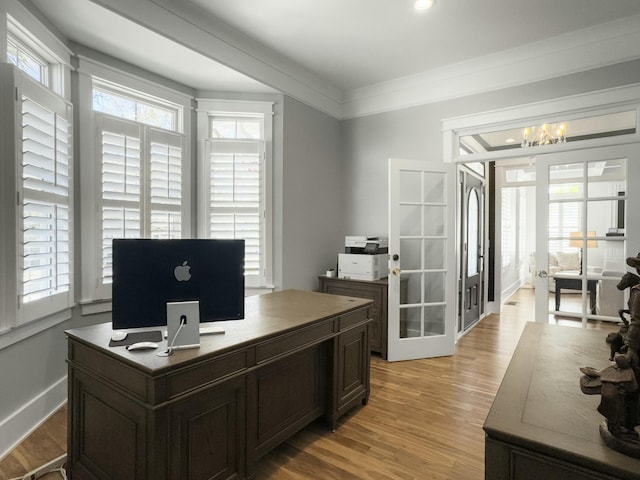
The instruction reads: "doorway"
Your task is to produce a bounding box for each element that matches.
[459,166,486,335]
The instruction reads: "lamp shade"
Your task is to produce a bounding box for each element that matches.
[569,231,598,248]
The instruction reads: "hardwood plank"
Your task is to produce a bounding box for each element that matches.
[0,288,618,479]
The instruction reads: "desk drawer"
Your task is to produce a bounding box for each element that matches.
[256,320,334,364]
[166,350,249,400]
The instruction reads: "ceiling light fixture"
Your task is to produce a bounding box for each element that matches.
[415,0,435,11]
[521,123,567,148]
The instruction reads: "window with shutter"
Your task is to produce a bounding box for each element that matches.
[0,65,74,327]
[197,102,273,289]
[548,193,581,253]
[93,83,186,290]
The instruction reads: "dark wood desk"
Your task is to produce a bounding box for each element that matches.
[484,322,640,480]
[554,274,597,314]
[66,290,372,480]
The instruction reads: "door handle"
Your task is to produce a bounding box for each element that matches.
[538,270,548,278]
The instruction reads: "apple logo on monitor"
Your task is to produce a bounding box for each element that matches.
[174,261,192,282]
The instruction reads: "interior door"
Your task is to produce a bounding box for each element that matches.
[388,158,457,361]
[535,145,635,324]
[459,169,485,334]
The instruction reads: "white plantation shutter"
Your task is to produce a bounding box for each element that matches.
[99,116,142,284]
[97,116,185,286]
[207,139,264,278]
[17,77,73,323]
[548,199,581,253]
[150,129,183,239]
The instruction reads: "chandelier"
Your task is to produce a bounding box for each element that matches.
[521,123,567,147]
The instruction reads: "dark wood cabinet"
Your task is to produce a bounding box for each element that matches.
[319,276,388,359]
[66,290,372,480]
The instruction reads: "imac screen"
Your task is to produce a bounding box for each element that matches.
[112,238,245,329]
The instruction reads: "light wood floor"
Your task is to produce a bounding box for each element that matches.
[0,288,618,480]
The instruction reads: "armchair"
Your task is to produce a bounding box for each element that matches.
[529,251,581,291]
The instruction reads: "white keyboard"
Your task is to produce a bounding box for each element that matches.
[199,325,225,335]
[163,325,226,338]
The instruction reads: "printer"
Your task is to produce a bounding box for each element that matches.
[338,236,389,281]
[344,236,388,254]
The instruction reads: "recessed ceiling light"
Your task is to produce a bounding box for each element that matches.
[415,0,435,11]
[505,138,515,144]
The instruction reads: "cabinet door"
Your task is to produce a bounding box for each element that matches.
[330,323,370,428]
[248,345,327,459]
[168,377,246,480]
[69,368,151,480]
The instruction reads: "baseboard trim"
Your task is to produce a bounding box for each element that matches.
[0,376,67,460]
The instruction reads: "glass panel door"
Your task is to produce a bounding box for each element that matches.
[535,146,630,325]
[388,158,456,361]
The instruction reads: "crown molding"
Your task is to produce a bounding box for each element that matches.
[85,3,640,121]
[341,15,640,119]
[91,0,344,118]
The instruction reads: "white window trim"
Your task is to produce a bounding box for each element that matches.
[6,10,73,98]
[78,57,193,308]
[196,99,274,288]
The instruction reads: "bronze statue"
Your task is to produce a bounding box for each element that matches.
[580,255,640,458]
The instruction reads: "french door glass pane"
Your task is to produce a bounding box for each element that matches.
[399,204,421,236]
[399,170,421,202]
[424,239,445,269]
[423,172,444,203]
[399,238,421,270]
[423,205,445,236]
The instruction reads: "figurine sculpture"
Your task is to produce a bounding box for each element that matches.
[580,255,640,458]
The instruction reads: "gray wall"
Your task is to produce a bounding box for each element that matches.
[341,59,640,235]
[281,96,343,290]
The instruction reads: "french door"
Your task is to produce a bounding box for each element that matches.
[534,144,639,324]
[387,158,456,361]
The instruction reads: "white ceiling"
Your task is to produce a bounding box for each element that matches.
[186,0,640,90]
[29,0,640,118]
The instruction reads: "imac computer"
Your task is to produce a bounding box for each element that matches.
[112,238,245,331]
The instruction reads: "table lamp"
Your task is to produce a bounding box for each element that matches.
[569,231,598,275]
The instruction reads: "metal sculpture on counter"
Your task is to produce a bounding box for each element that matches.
[580,255,640,458]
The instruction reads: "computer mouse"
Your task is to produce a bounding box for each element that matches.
[111,331,128,342]
[126,342,159,351]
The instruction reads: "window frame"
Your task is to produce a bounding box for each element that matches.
[0,64,74,335]
[77,58,192,309]
[6,13,71,97]
[1,6,72,345]
[197,99,274,289]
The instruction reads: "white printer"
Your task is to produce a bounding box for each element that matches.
[338,236,389,281]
